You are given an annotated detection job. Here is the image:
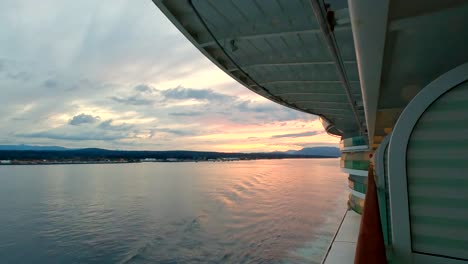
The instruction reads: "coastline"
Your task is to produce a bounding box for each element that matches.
[0,156,340,166]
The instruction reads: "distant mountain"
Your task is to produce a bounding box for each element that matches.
[0,146,341,161]
[0,145,340,160]
[284,147,340,157]
[0,144,71,151]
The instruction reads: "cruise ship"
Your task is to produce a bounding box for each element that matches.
[152,0,468,263]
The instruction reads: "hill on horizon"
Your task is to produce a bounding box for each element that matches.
[0,144,340,157]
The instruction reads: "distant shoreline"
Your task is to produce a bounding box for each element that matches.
[0,147,341,166]
[0,156,339,166]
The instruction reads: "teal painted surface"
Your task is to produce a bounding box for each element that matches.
[341,136,369,215]
[343,160,369,170]
[349,178,367,193]
[349,174,367,184]
[376,144,392,246]
[385,152,392,247]
[341,136,368,148]
[407,81,468,260]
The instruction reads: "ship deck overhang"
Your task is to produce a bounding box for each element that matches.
[154,0,366,138]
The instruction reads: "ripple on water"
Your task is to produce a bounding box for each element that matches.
[0,159,347,264]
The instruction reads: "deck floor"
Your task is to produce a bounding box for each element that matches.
[323,210,361,264]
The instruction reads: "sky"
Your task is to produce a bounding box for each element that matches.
[0,0,339,152]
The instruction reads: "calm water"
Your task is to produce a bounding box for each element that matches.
[0,159,347,264]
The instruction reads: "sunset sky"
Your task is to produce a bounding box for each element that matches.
[0,0,339,152]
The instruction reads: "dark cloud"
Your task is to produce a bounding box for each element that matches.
[0,60,31,81]
[16,118,134,143]
[43,79,58,88]
[235,100,277,113]
[110,95,153,105]
[271,131,321,139]
[134,84,156,93]
[7,71,31,81]
[17,131,127,141]
[69,113,100,126]
[98,119,133,131]
[10,117,28,121]
[169,111,203,117]
[161,86,235,102]
[214,111,232,116]
[155,128,198,136]
[295,142,338,147]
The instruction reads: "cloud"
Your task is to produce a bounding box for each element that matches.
[17,117,135,142]
[235,100,277,113]
[43,79,58,88]
[0,0,336,151]
[109,84,158,106]
[69,113,100,125]
[295,142,339,147]
[134,84,156,93]
[7,71,31,81]
[271,131,321,139]
[169,111,203,117]
[0,60,32,81]
[17,130,127,141]
[97,119,133,131]
[110,95,153,105]
[154,128,198,136]
[161,86,235,102]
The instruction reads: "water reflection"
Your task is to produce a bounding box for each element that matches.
[0,159,347,263]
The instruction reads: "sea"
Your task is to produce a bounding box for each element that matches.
[0,159,348,264]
